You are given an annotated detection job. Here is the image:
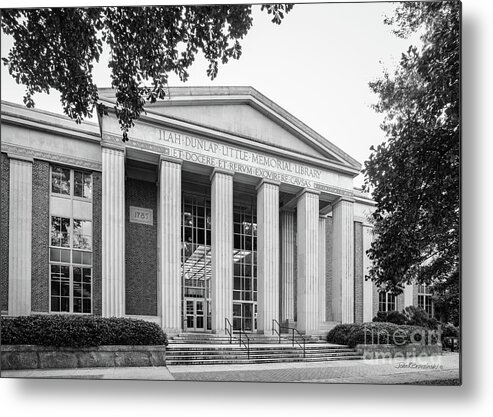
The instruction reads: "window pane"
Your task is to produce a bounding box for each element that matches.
[60,249,70,263]
[82,299,91,313]
[73,220,92,250]
[74,171,83,197]
[73,282,82,297]
[51,281,60,296]
[51,216,61,246]
[73,298,82,313]
[83,174,92,199]
[82,252,92,265]
[51,297,60,312]
[60,297,70,312]
[50,248,60,262]
[73,267,82,282]
[72,251,82,264]
[82,268,91,283]
[51,167,70,195]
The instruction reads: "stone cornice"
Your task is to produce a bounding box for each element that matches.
[1,143,102,171]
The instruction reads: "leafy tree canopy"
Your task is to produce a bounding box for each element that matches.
[363,1,460,317]
[1,4,293,140]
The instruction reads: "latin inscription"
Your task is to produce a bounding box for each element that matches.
[158,130,325,188]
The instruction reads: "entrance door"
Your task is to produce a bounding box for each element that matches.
[185,298,205,332]
[233,302,255,332]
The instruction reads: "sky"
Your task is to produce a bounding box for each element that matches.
[0,1,422,188]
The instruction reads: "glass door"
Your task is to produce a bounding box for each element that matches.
[185,298,205,332]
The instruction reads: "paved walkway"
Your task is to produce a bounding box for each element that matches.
[1,353,459,384]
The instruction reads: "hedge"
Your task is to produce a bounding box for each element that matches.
[1,315,168,348]
[327,322,439,348]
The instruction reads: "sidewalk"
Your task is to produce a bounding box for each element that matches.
[1,353,459,384]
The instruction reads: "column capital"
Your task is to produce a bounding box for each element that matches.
[333,195,355,205]
[7,153,33,163]
[159,155,183,166]
[209,167,234,181]
[101,142,125,153]
[255,178,280,191]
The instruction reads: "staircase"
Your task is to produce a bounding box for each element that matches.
[166,333,363,365]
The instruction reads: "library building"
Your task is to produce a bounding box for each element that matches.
[0,87,431,335]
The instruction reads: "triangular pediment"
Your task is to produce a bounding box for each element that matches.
[98,86,361,170]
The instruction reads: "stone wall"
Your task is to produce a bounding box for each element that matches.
[1,345,166,370]
[356,343,442,360]
[92,170,103,316]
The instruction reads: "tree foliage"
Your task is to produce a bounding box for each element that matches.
[363,1,460,321]
[1,4,293,140]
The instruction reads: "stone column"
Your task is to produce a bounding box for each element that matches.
[210,169,233,334]
[8,155,33,316]
[296,189,320,334]
[158,156,182,333]
[280,209,295,323]
[256,179,280,334]
[101,146,125,317]
[403,283,414,309]
[332,197,355,323]
[362,223,374,322]
[318,215,327,323]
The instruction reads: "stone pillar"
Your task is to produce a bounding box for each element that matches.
[158,156,182,333]
[296,189,320,334]
[318,215,327,323]
[8,155,32,316]
[101,146,125,317]
[362,223,374,322]
[256,179,280,334]
[332,197,355,323]
[280,209,295,323]
[210,169,233,334]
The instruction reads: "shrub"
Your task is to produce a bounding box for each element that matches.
[1,315,168,347]
[403,306,439,329]
[372,310,408,325]
[327,322,438,348]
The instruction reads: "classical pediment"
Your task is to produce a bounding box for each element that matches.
[98,86,360,171]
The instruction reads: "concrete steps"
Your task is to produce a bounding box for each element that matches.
[166,333,362,365]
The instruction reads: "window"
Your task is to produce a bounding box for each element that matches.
[418,284,434,317]
[378,291,396,312]
[51,166,92,199]
[50,165,93,314]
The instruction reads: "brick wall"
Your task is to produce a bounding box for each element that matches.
[125,178,158,316]
[354,221,364,323]
[92,171,102,316]
[31,160,50,312]
[325,216,333,321]
[1,153,9,312]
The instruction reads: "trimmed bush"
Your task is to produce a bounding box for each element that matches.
[403,306,439,329]
[372,310,408,325]
[327,322,439,348]
[1,315,168,348]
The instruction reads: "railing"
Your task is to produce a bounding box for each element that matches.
[225,318,233,344]
[238,328,251,360]
[272,319,306,358]
[224,318,250,359]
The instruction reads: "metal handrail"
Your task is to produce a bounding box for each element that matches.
[225,318,234,344]
[225,318,250,359]
[272,319,306,358]
[238,327,251,360]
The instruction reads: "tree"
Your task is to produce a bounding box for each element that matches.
[363,1,460,323]
[1,4,293,140]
